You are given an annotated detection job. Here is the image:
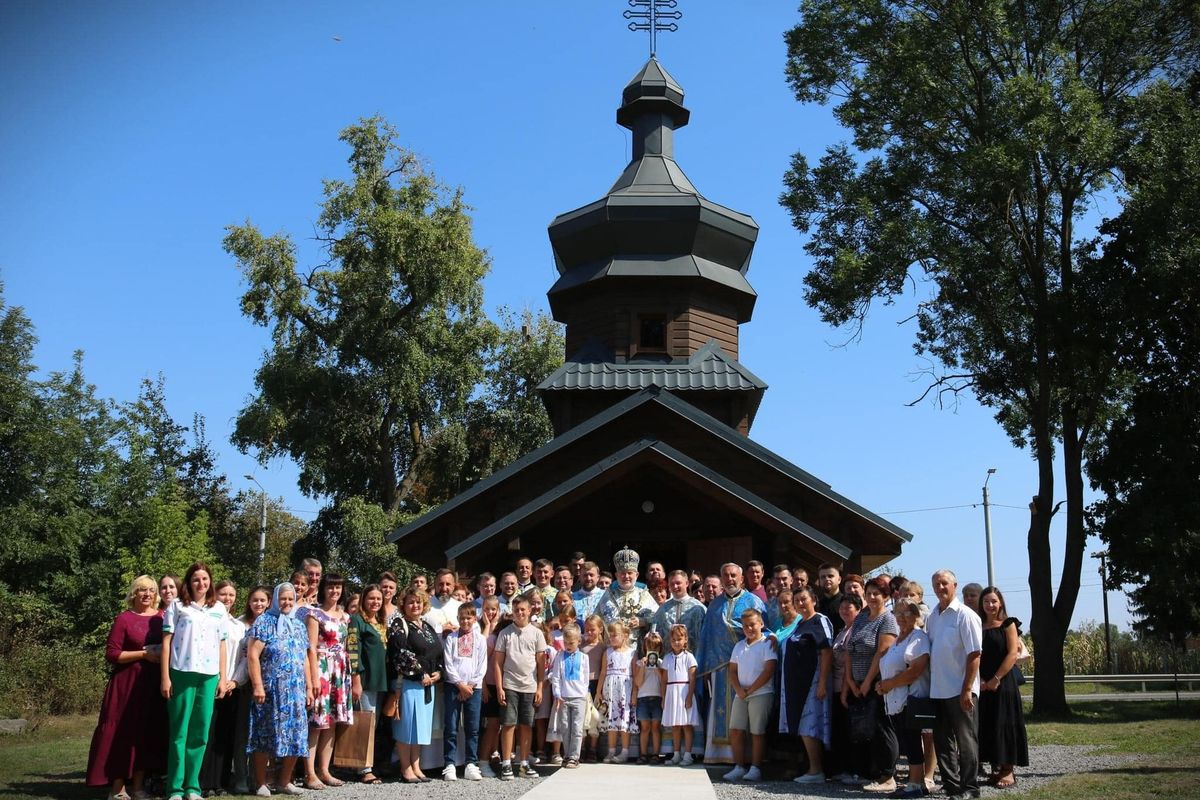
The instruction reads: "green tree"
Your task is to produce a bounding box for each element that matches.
[1087,83,1200,644]
[116,489,216,590]
[779,0,1196,713]
[212,492,310,590]
[225,116,493,515]
[417,308,564,503]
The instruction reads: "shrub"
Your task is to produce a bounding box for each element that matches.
[0,641,107,718]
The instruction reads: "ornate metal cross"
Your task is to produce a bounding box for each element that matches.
[624,0,682,56]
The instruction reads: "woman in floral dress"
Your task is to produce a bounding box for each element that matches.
[304,573,352,788]
[246,582,311,796]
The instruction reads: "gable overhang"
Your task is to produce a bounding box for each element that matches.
[444,438,852,563]
[387,387,913,550]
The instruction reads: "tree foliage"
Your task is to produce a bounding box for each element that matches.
[1086,82,1200,643]
[780,0,1197,713]
[226,116,494,515]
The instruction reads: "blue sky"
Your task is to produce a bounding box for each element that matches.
[0,2,1127,629]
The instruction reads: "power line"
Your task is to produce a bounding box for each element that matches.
[881,502,1027,515]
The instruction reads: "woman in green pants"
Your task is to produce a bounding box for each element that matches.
[160,562,228,800]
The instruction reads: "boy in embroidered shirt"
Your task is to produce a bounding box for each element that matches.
[549,626,590,767]
[724,608,776,783]
[494,596,546,780]
[442,604,488,781]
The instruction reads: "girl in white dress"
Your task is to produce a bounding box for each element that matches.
[661,624,699,765]
[594,620,637,761]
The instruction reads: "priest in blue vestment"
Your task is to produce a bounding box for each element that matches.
[697,562,766,763]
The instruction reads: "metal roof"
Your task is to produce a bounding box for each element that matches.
[387,387,915,546]
[444,438,853,562]
[538,340,767,392]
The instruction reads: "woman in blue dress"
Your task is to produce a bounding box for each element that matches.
[246,583,313,796]
[778,586,833,784]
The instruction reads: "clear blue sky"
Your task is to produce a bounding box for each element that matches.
[0,2,1127,629]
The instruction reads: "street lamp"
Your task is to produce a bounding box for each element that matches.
[982,468,997,588]
[244,475,267,582]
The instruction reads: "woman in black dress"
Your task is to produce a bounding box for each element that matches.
[978,587,1029,788]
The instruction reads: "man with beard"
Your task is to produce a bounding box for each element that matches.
[572,562,605,621]
[697,562,766,763]
[652,570,706,652]
[425,568,462,631]
[596,546,658,647]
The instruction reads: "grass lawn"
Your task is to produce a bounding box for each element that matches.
[1019,700,1200,800]
[0,715,94,800]
[1,702,1197,799]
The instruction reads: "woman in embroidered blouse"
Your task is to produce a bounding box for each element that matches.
[386,589,443,783]
[86,575,165,800]
[247,582,312,796]
[347,584,389,784]
[160,562,229,800]
[304,573,352,789]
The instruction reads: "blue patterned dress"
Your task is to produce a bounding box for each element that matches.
[247,614,309,758]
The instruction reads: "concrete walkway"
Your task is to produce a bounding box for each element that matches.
[520,763,717,800]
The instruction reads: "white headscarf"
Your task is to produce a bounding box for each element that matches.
[263,582,304,639]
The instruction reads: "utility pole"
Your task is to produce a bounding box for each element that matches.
[245,475,267,583]
[982,468,997,588]
[1092,550,1113,673]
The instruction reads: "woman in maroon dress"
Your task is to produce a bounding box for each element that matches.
[87,575,168,799]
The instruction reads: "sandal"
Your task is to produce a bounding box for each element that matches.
[360,773,382,785]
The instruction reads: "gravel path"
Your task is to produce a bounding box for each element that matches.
[708,744,1138,798]
[235,743,1135,799]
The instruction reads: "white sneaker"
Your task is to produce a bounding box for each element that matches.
[680,753,694,766]
[742,766,763,782]
[550,754,563,765]
[464,763,482,781]
[723,765,747,781]
[669,752,682,765]
[794,772,825,784]
[442,765,457,781]
[254,788,271,798]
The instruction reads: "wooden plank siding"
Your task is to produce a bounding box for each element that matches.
[559,288,740,361]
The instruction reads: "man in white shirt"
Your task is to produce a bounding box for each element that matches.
[925,569,983,799]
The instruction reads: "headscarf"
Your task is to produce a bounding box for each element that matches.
[263,582,305,639]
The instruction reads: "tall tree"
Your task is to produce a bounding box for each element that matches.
[780,0,1197,713]
[1087,82,1200,643]
[226,116,493,515]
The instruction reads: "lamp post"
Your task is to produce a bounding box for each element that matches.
[244,475,267,582]
[982,468,997,588]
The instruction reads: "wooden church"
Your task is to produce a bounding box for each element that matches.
[388,58,912,576]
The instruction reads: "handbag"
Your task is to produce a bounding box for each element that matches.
[332,709,375,769]
[847,692,880,743]
[903,696,937,730]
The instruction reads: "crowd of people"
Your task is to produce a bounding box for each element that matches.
[86,546,1029,800]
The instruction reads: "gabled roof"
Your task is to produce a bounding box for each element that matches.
[539,340,767,392]
[444,438,852,562]
[387,387,914,546]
